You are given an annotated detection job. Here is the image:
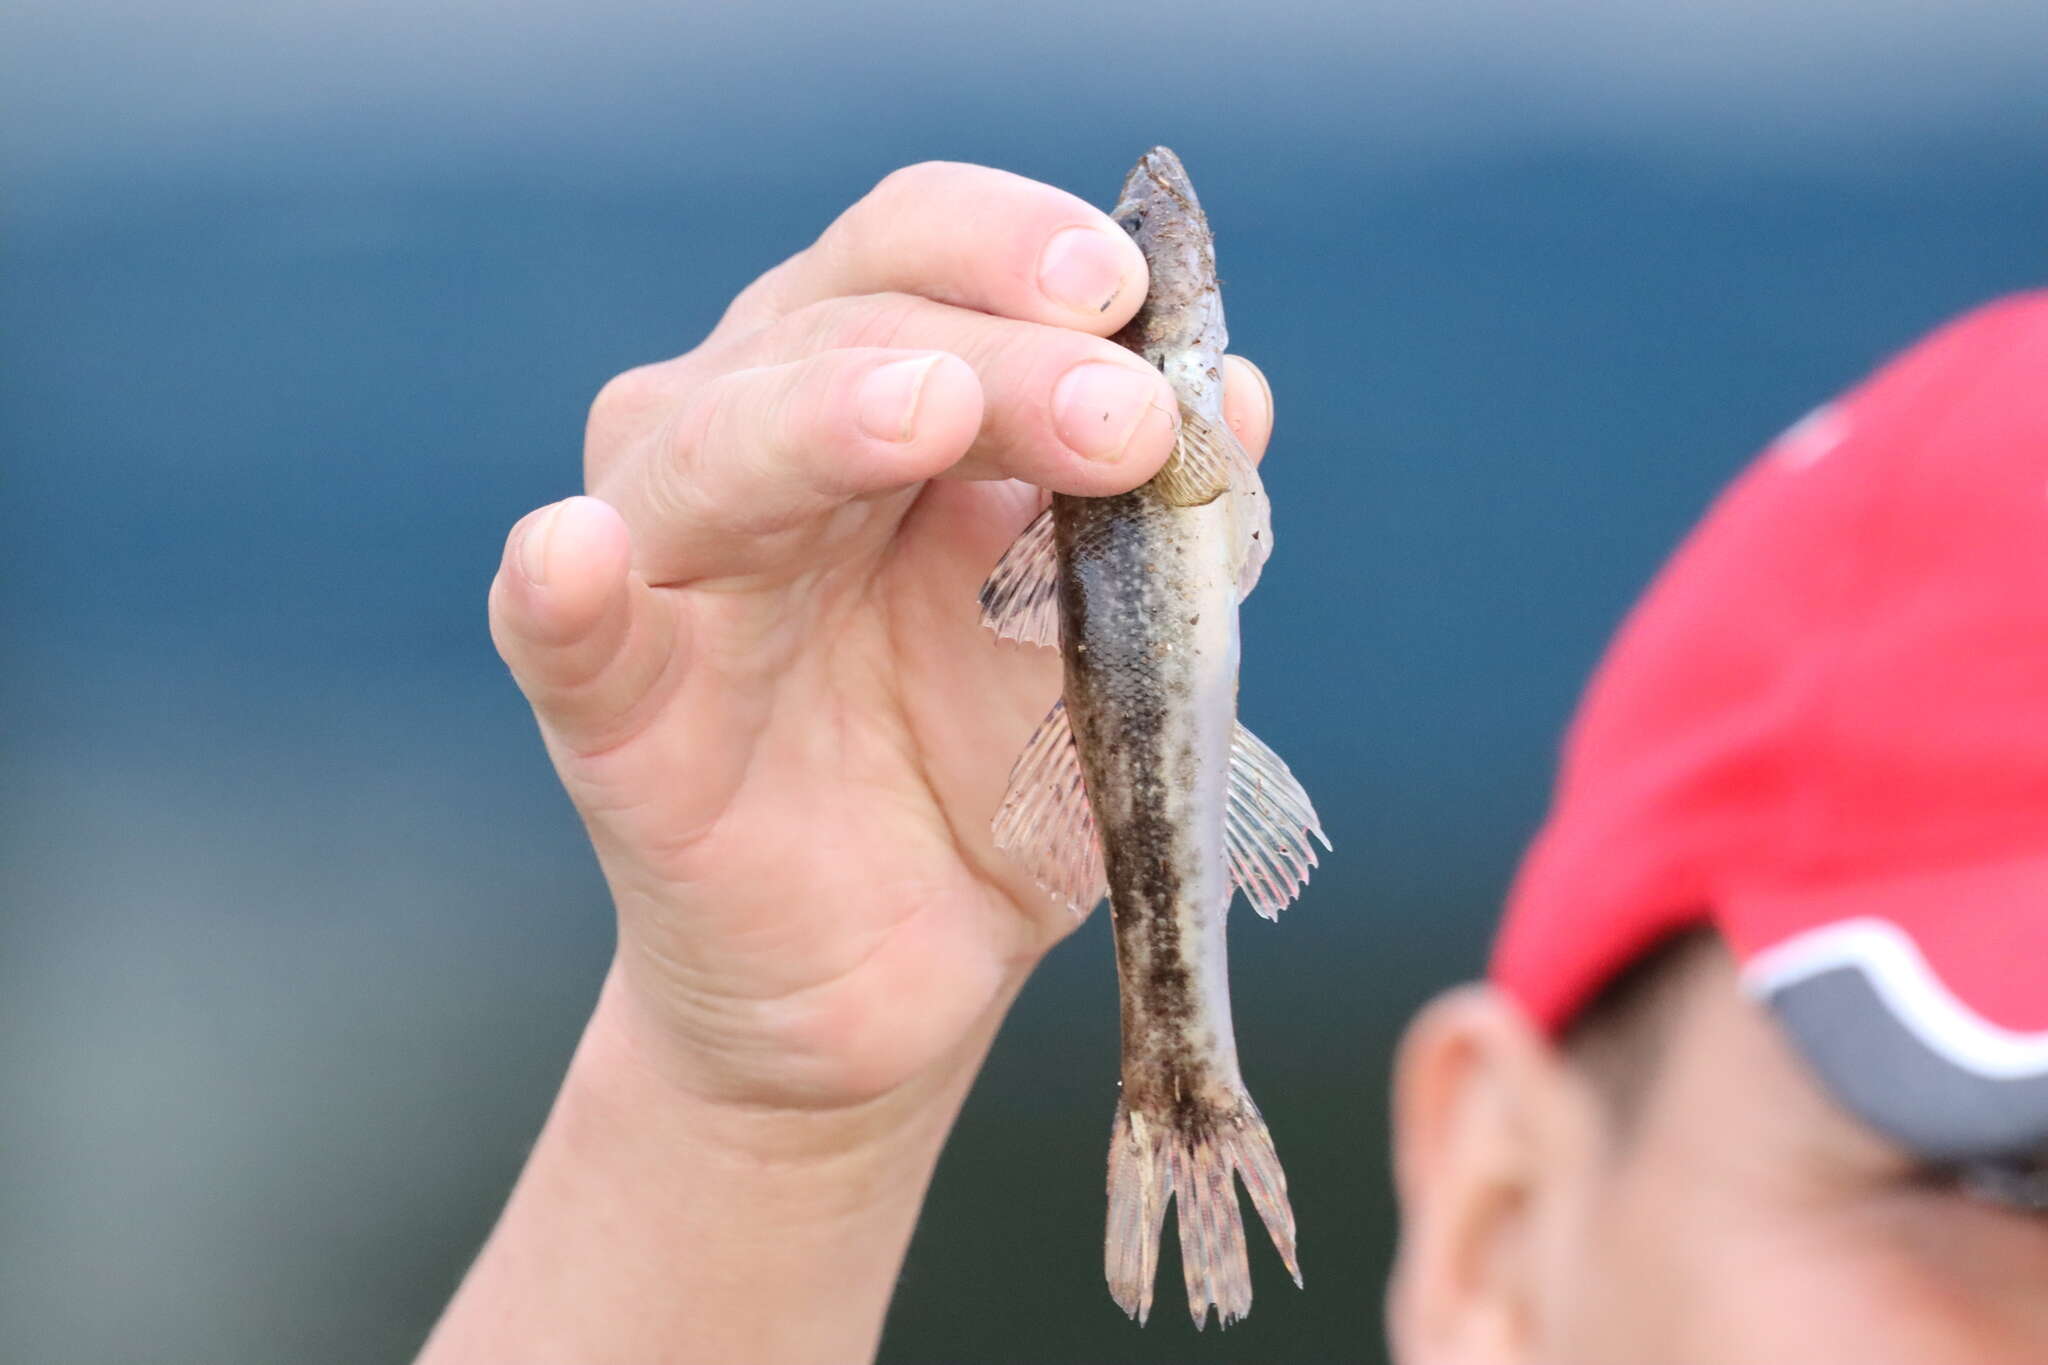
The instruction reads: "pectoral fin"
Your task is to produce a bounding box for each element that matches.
[977,507,1061,648]
[1226,723,1329,920]
[1152,411,1272,599]
[1151,410,1236,507]
[992,698,1107,913]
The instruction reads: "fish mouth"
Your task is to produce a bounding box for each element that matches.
[1135,146,1190,188]
[1115,146,1202,225]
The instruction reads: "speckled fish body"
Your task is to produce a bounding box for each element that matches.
[979,148,1328,1330]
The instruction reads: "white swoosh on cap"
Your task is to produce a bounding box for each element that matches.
[1741,917,2048,1080]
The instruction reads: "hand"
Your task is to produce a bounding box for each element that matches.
[488,161,1275,1131]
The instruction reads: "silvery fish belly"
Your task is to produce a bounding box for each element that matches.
[977,147,1330,1330]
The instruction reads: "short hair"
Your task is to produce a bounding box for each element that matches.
[1559,926,1720,1137]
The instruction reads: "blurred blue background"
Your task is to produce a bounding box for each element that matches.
[5,3,2046,1361]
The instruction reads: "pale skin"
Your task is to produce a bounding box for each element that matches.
[1388,939,2048,1364]
[422,162,2048,1364]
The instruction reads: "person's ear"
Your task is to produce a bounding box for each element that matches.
[1384,984,1604,1365]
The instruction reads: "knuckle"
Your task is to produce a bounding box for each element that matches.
[867,159,958,205]
[590,363,655,415]
[718,251,802,333]
[652,372,813,537]
[587,360,703,487]
[587,363,665,438]
[776,359,850,455]
[840,162,991,254]
[671,361,815,473]
[658,381,723,477]
[781,292,925,355]
[486,578,520,662]
[809,165,954,272]
[638,409,714,533]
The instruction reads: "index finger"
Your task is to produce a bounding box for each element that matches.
[720,162,1149,337]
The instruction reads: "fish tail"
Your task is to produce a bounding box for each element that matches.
[1104,1092,1301,1329]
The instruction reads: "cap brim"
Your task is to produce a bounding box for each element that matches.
[1733,862,2048,1162]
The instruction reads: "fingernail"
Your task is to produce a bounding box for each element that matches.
[519,502,563,586]
[1037,227,1130,315]
[857,355,941,442]
[1053,363,1172,463]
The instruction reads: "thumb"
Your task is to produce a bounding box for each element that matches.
[488,495,679,760]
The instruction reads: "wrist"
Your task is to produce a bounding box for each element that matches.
[419,963,987,1365]
[571,961,982,1199]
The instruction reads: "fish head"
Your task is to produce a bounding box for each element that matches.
[1111,146,1224,359]
[1114,147,1198,214]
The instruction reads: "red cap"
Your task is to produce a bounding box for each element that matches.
[1491,291,2048,1159]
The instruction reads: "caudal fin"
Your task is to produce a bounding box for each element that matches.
[1104,1094,1301,1329]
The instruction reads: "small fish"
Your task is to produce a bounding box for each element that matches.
[978,147,1329,1330]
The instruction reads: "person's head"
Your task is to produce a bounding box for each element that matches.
[1388,293,2048,1364]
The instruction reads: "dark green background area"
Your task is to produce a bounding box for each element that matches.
[6,7,2048,1362]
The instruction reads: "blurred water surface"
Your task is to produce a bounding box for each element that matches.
[5,3,2047,1362]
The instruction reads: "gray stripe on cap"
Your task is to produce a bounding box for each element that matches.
[1768,966,2048,1161]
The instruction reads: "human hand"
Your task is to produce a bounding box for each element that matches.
[487,161,1275,1139]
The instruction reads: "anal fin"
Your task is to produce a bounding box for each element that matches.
[1226,723,1330,920]
[991,698,1107,913]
